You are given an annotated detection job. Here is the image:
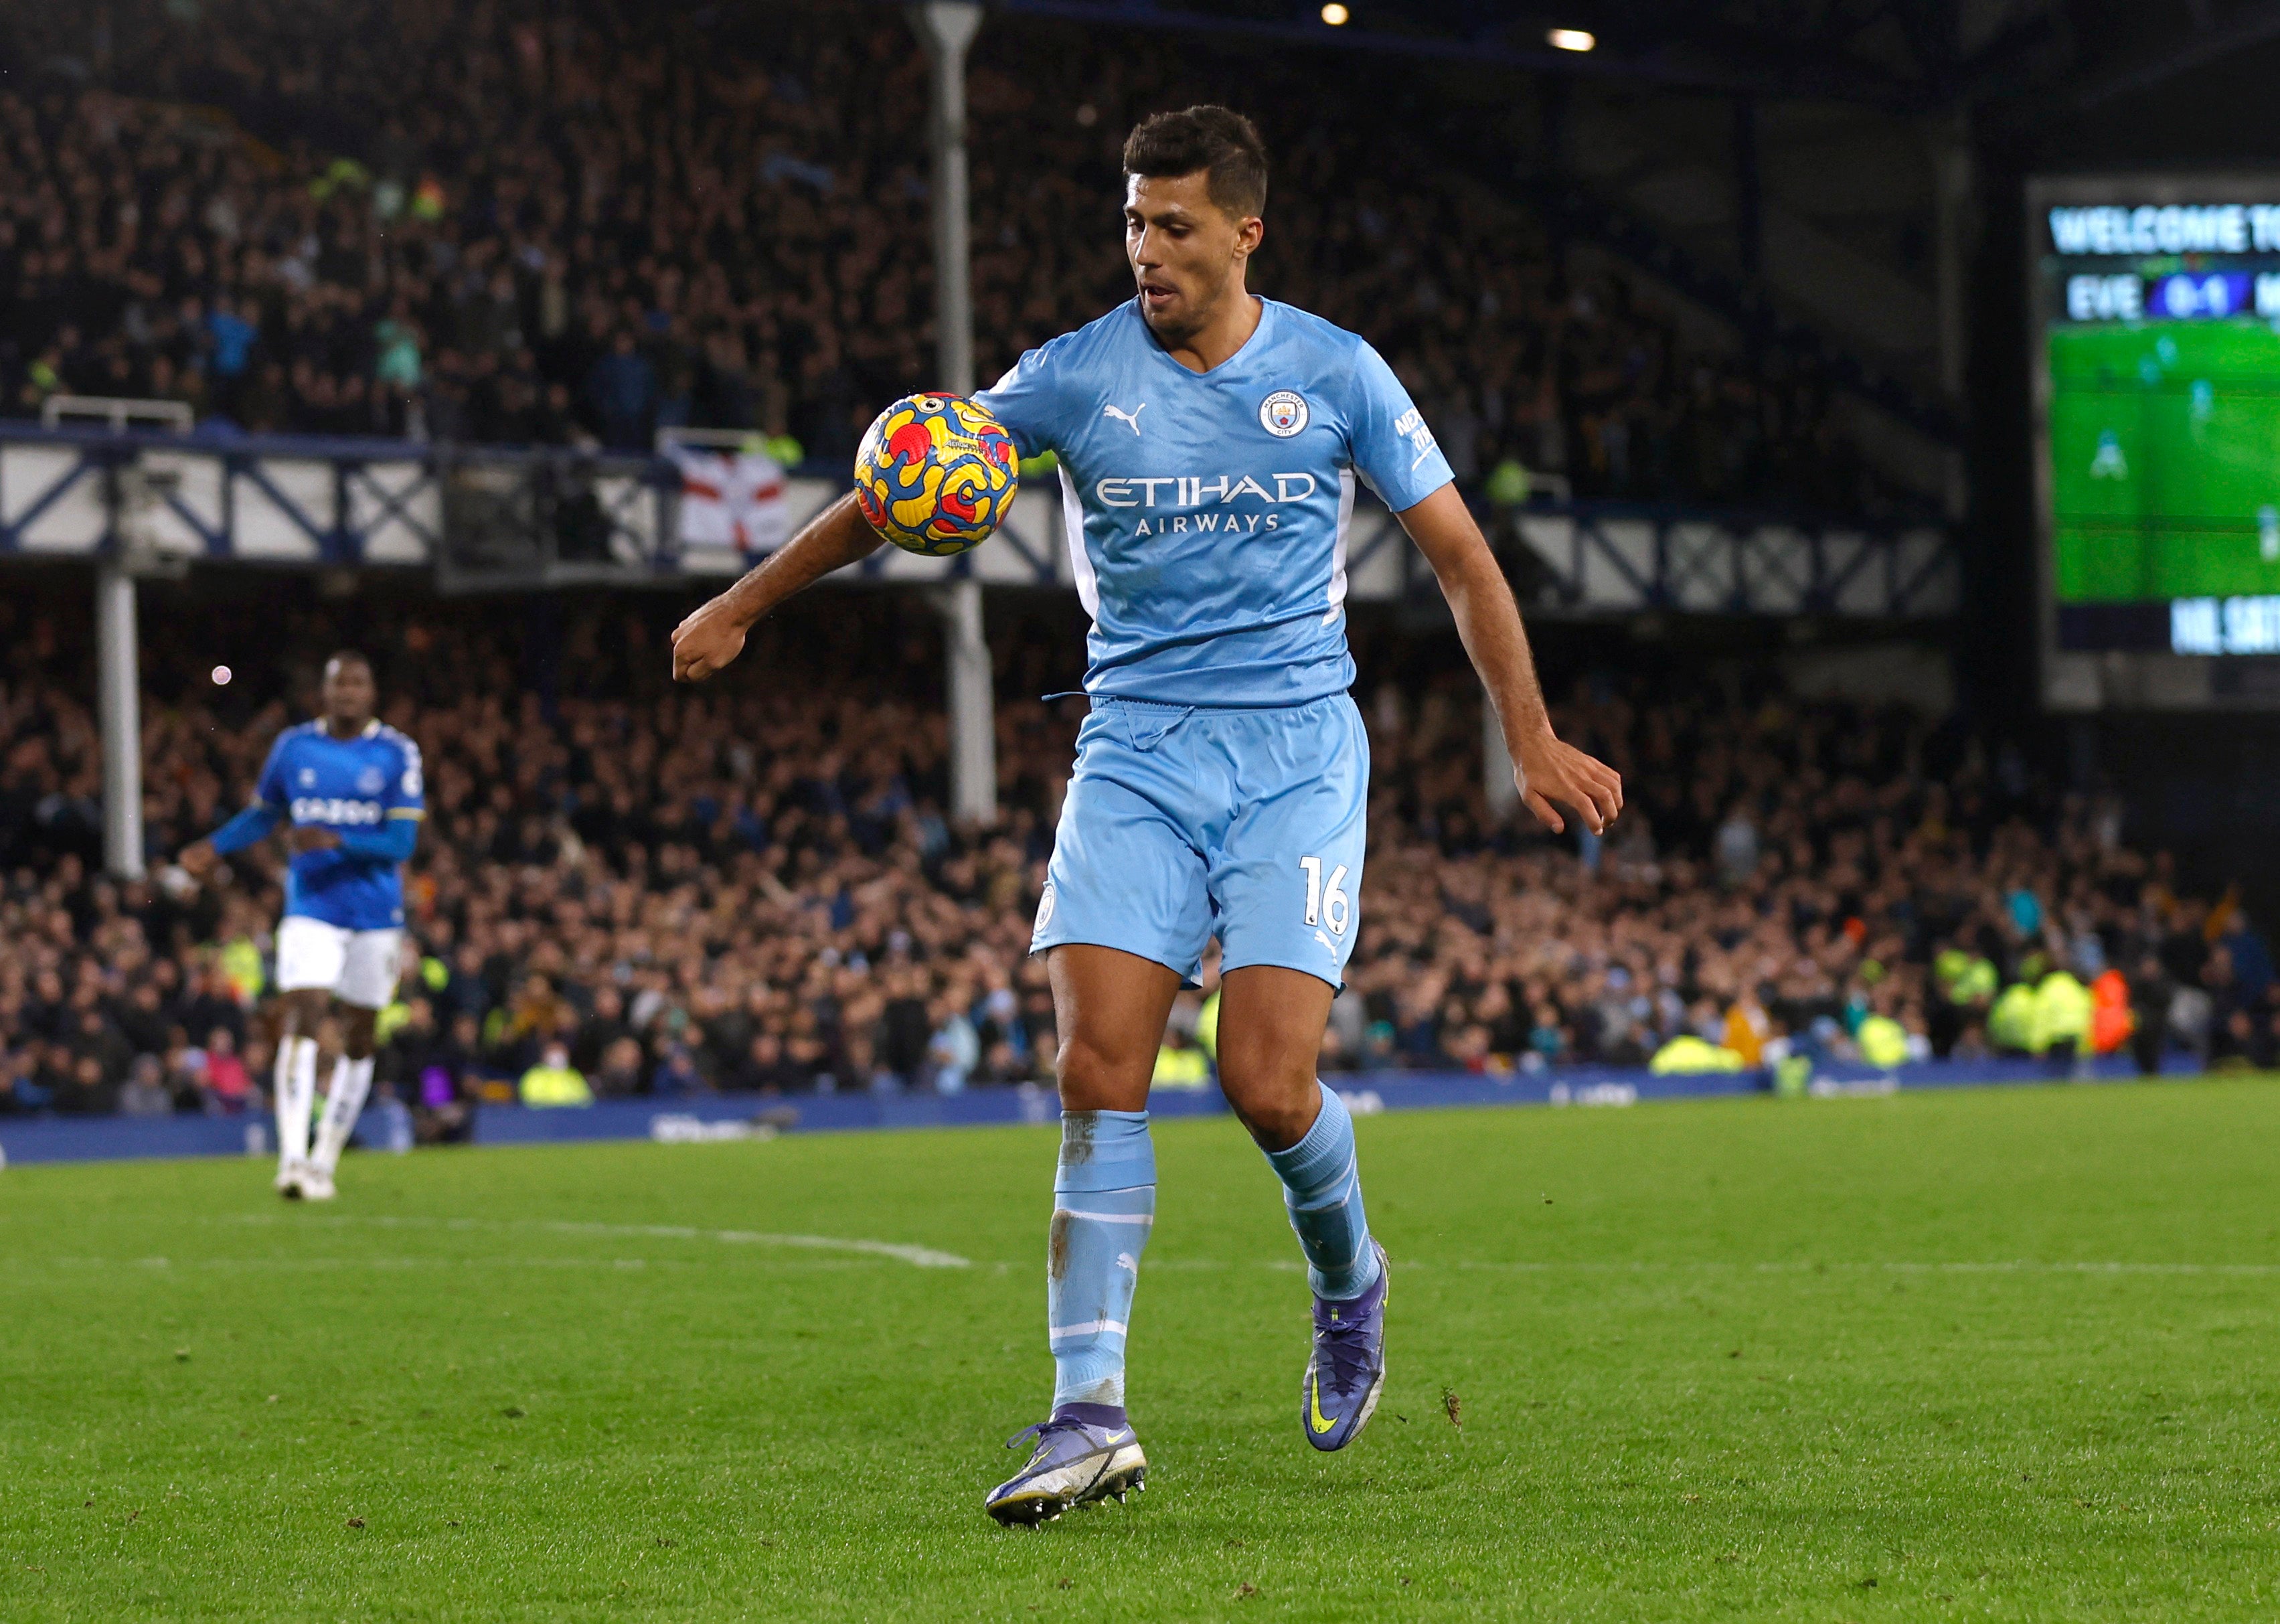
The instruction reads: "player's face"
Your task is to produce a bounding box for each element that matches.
[321,660,376,728]
[1125,172,1263,341]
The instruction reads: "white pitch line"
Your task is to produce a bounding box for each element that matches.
[1876,1260,2280,1277]
[45,1255,708,1272]
[1143,1257,2280,1278]
[1439,1258,2280,1277]
[216,1213,969,1269]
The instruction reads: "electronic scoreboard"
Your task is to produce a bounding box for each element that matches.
[2030,175,2280,707]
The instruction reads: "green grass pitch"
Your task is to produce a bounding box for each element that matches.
[5,1080,2279,1620]
[2048,319,2280,603]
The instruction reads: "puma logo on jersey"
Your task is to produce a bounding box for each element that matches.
[1102,402,1146,436]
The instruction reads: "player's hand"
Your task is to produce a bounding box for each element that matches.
[178,839,218,877]
[672,595,749,683]
[1512,731,1623,836]
[285,825,341,854]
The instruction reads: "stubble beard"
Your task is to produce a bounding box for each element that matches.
[1138,269,1231,347]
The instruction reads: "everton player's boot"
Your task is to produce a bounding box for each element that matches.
[984,1406,1147,1526]
[1302,1239,1389,1452]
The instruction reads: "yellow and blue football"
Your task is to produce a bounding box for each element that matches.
[853,394,1020,556]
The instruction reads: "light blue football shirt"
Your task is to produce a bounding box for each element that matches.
[976,297,1453,706]
[252,720,424,929]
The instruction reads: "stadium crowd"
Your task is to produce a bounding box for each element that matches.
[0,0,1901,515]
[0,590,2266,1123]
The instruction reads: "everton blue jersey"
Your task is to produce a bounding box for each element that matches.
[976,297,1453,706]
[252,721,424,929]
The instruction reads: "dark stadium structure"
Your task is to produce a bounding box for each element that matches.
[3,0,2279,1133]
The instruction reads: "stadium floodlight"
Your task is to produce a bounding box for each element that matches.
[1548,27,1596,51]
[1320,3,1350,23]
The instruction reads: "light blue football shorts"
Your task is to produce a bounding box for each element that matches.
[1032,692,1368,989]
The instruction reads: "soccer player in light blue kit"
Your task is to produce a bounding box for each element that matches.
[671,107,1621,1524]
[179,652,423,1201]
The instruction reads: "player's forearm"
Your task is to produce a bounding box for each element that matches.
[1429,539,1554,748]
[336,819,419,864]
[208,802,282,856]
[712,492,885,631]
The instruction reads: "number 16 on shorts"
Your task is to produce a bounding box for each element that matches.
[1299,855,1350,937]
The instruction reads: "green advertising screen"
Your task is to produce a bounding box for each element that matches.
[2048,319,2280,602]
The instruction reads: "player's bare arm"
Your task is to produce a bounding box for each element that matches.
[671,493,887,681]
[1398,483,1623,836]
[181,819,335,870]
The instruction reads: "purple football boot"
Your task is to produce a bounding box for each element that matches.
[1301,1240,1389,1451]
[984,1406,1147,1526]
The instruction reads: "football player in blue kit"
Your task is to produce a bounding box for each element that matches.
[180,652,422,1201]
[670,106,1621,1524]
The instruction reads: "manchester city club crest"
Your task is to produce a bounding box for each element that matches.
[1258,390,1309,438]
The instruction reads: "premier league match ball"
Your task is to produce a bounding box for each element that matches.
[853,394,1020,556]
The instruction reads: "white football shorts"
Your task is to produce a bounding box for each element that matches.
[275,915,404,1009]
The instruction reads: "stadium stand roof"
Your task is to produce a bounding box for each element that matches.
[975,0,2280,112]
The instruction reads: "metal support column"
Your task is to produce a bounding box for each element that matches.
[914,0,981,400]
[935,582,997,827]
[912,0,995,824]
[96,562,145,880]
[1931,114,1974,521]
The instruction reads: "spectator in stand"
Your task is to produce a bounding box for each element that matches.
[517,1039,591,1108]
[199,1027,254,1112]
[588,1036,643,1099]
[0,1,1923,517]
[119,1054,172,1116]
[0,1042,43,1113]
[584,331,657,453]
[52,1050,120,1117]
[0,583,2251,1119]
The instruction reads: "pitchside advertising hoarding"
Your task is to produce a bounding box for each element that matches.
[2030,176,2280,708]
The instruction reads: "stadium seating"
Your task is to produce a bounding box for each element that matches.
[0,0,1919,515]
[0,588,2265,1119]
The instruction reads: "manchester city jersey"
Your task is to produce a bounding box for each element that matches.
[252,720,424,929]
[977,297,1455,707]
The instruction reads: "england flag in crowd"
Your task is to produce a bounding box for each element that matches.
[671,442,791,554]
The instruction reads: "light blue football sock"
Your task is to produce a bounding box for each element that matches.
[1048,1110,1155,1412]
[1264,1084,1383,1301]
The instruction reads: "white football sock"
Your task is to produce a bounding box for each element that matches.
[295,1039,320,1159]
[275,1036,315,1165]
[313,1055,376,1175]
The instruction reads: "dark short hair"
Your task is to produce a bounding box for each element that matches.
[324,649,372,676]
[1123,105,1268,218]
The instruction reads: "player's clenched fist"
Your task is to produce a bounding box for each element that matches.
[671,597,748,683]
[668,495,892,683]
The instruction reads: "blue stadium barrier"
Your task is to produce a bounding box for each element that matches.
[0,1053,2211,1167]
[0,1113,268,1165]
